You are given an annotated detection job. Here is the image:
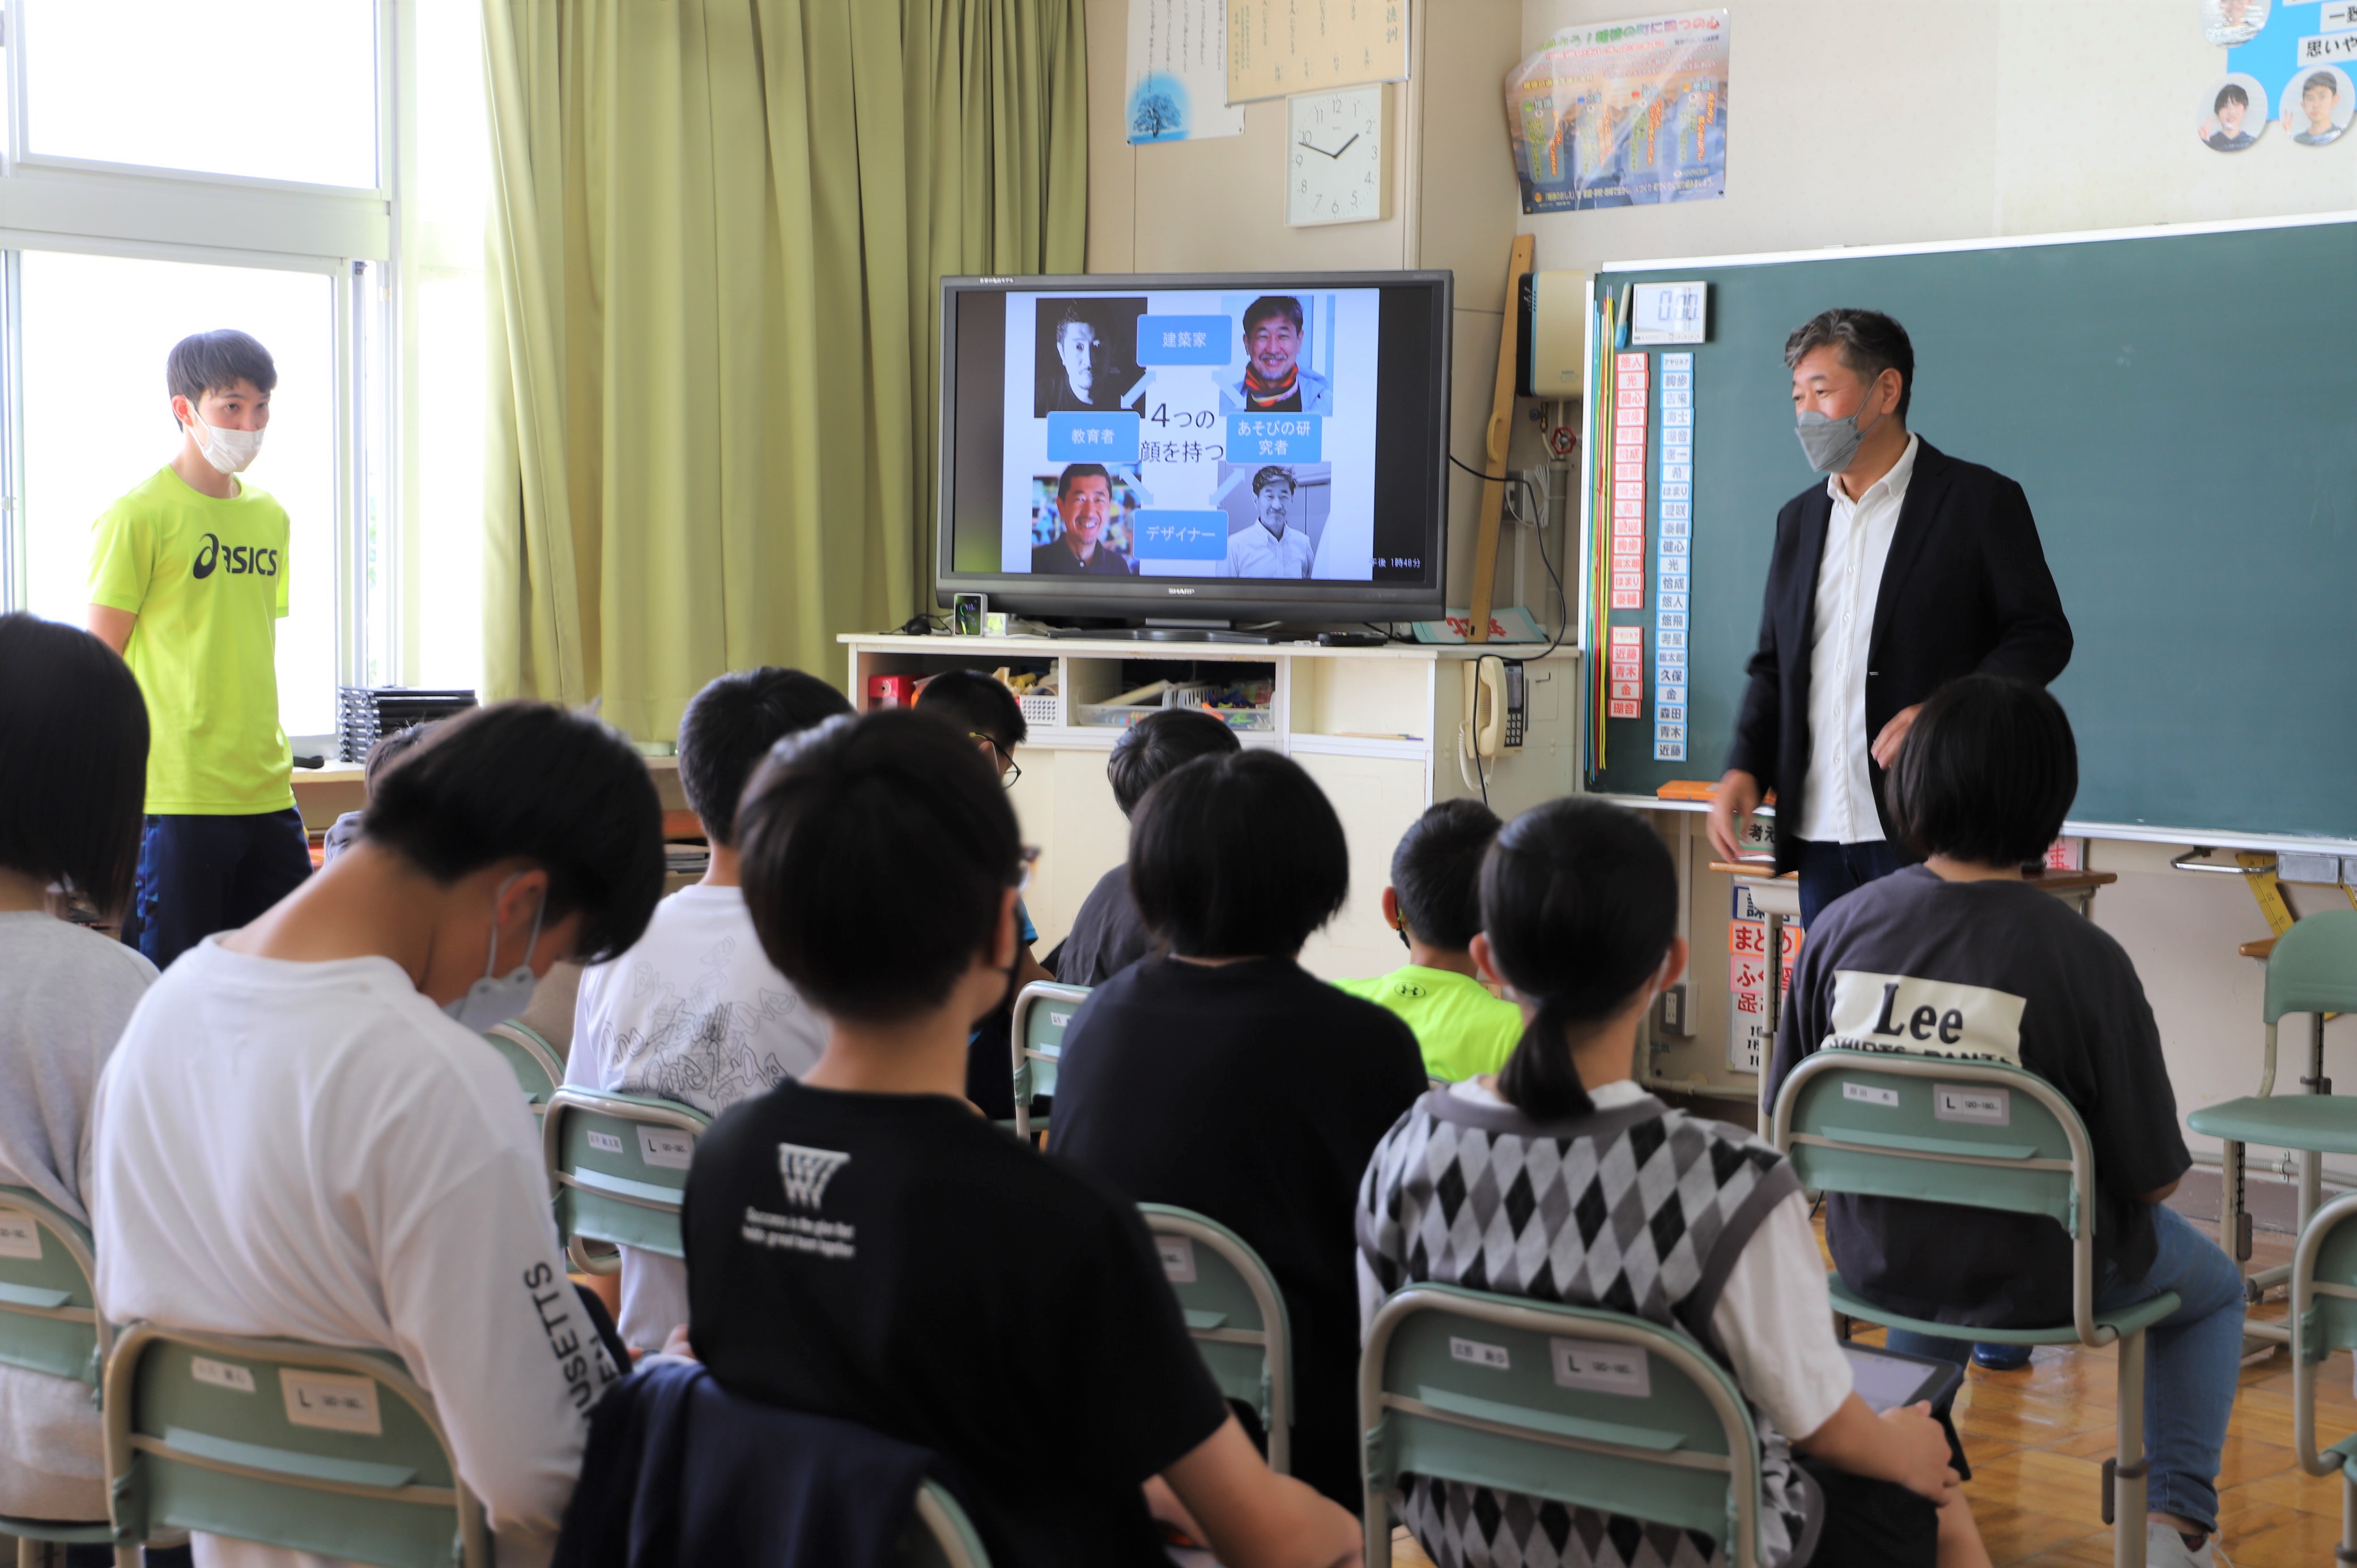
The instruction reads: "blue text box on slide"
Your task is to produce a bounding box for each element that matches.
[1135,316,1232,365]
[1130,510,1231,561]
[1045,411,1140,463]
[1225,414,1322,464]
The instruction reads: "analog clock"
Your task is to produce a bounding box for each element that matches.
[1286,83,1389,227]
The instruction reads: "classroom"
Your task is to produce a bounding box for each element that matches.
[1,2,2354,1566]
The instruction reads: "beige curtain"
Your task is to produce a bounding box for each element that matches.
[481,0,1087,735]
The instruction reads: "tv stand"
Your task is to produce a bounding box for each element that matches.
[1045,619,1277,645]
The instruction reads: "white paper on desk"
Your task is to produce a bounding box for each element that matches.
[1128,0,1245,143]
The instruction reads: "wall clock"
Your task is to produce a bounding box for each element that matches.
[1286,83,1389,227]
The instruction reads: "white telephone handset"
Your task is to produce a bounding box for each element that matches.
[1458,657,1525,789]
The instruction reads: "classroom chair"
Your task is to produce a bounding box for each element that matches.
[0,1186,121,1562]
[2290,1186,2357,1560]
[1359,1282,1765,1568]
[1009,982,1087,1141]
[1773,1049,2178,1567]
[542,1088,710,1276]
[900,1481,992,1568]
[102,1323,487,1568]
[1139,1203,1294,1476]
[2186,909,2357,1345]
[483,1020,565,1118]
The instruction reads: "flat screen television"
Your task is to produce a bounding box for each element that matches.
[935,270,1453,630]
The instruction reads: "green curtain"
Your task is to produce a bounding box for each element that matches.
[480,0,1087,734]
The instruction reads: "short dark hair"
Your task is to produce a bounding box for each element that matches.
[1057,462,1112,502]
[916,668,1028,748]
[1886,675,2077,868]
[1250,465,1295,496]
[2306,72,2339,96]
[0,613,150,919]
[678,668,853,847]
[1129,750,1347,958]
[2216,83,2249,111]
[360,702,665,964]
[1391,798,1504,953]
[167,330,276,408]
[737,710,1020,1024]
[361,722,439,796]
[1107,708,1241,817]
[1784,308,1915,420]
[1054,306,1095,342]
[1483,798,1678,1122]
[1241,296,1303,336]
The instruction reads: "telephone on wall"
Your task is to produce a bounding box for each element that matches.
[1460,655,1526,769]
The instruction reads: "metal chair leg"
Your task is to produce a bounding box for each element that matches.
[113,1545,142,1568]
[2341,1468,2357,1563]
[2114,1328,2150,1568]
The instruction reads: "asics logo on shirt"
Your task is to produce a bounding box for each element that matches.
[190,533,281,581]
[778,1143,852,1209]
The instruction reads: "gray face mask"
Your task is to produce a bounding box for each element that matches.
[443,874,546,1033]
[1794,400,1886,475]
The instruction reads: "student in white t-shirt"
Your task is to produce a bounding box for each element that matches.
[92,701,667,1568]
[0,614,157,1528]
[567,665,851,1354]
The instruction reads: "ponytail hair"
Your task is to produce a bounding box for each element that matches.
[1482,798,1679,1120]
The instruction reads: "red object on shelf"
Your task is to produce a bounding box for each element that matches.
[866,674,918,711]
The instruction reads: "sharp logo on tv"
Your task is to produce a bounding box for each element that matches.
[1167,586,1195,595]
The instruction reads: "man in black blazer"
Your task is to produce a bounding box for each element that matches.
[1707,310,2072,928]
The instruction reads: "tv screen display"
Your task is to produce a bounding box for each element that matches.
[937,271,1451,624]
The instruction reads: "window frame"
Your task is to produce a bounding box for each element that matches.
[0,0,405,756]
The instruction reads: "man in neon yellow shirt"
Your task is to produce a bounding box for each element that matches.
[87,330,308,970]
[1337,799,1524,1082]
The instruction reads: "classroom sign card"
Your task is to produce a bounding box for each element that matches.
[1654,350,1692,762]
[1728,886,1800,1073]
[1504,10,1729,214]
[1610,352,1647,615]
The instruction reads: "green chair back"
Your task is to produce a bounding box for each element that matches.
[1772,1049,2104,1341]
[543,1088,710,1274]
[1010,982,1087,1140]
[1359,1283,1762,1568]
[1139,1204,1294,1475]
[2265,910,2357,1024]
[898,1480,992,1568]
[2293,1190,2357,1477]
[0,1186,106,1389]
[103,1324,488,1568]
[483,1022,565,1113]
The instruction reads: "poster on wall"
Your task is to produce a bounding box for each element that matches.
[1503,10,1729,214]
[2219,0,2357,148]
[1128,0,1246,143]
[1226,0,1409,104]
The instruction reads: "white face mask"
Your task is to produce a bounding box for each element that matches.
[443,874,546,1033]
[184,407,266,475]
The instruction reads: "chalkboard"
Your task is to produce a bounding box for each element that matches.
[1585,218,2357,843]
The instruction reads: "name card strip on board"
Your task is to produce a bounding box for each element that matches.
[1654,351,1692,761]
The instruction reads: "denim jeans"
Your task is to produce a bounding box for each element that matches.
[1792,837,1919,929]
[1884,1204,2245,1532]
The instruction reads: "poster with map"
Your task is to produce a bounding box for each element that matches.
[1504,10,1729,214]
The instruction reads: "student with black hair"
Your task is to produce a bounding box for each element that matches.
[0,614,159,1531]
[1337,798,1523,1081]
[1052,751,1428,1512]
[93,702,663,1568]
[1767,675,2241,1568]
[319,719,442,864]
[683,710,1358,1568]
[1053,708,1241,986]
[1362,796,1987,1568]
[566,667,852,1356]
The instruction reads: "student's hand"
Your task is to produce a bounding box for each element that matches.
[1870,704,1924,770]
[1162,1415,1362,1568]
[1705,769,1763,864]
[658,1324,697,1361]
[1880,1400,1962,1502]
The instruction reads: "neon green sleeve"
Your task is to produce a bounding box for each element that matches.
[87,502,152,614]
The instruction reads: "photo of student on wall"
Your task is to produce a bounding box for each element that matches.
[2284,67,2352,146]
[1029,462,1137,575]
[2199,78,2267,150]
[1032,297,1147,416]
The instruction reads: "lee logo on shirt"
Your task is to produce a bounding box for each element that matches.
[190,532,281,581]
[1824,970,2026,1064]
[778,1143,852,1209]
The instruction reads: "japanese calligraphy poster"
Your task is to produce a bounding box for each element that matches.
[1504,10,1729,214]
[1226,0,1408,103]
[2222,0,2357,148]
[998,288,1383,580]
[1128,0,1245,143]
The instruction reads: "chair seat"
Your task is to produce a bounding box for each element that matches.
[2186,1095,2357,1154]
[0,1514,114,1544]
[1828,1273,2180,1345]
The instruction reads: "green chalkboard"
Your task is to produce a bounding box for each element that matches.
[1587,218,2357,842]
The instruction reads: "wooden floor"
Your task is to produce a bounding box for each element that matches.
[1389,1225,2356,1567]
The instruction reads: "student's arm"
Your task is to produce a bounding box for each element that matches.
[1159,1414,1362,1568]
[1968,476,2073,687]
[87,606,137,656]
[1014,943,1054,991]
[87,504,152,655]
[2083,933,2193,1208]
[1793,1393,1958,1503]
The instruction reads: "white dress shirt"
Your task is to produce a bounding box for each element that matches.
[1215,520,1315,578]
[1795,433,1919,845]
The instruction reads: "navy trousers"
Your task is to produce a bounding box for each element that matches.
[120,808,312,971]
[1792,836,1918,930]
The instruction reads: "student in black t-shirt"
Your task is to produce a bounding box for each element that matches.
[682,709,1358,1568]
[1051,750,1430,1512]
[1053,708,1241,986]
[1766,676,2245,1568]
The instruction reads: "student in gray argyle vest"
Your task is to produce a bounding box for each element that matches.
[1357,798,1989,1568]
